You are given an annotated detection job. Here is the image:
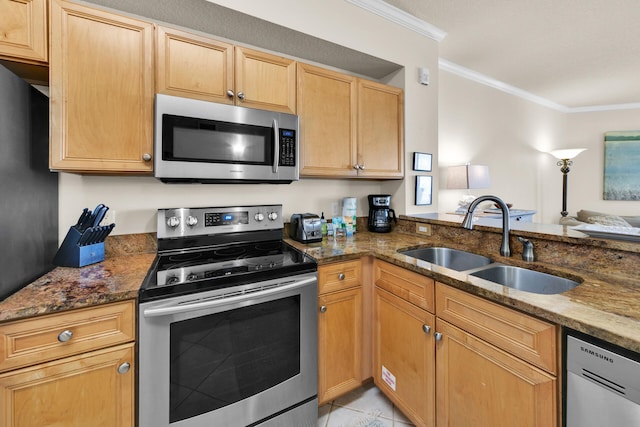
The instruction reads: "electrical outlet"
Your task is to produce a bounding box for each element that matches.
[102,209,116,225]
[415,223,432,236]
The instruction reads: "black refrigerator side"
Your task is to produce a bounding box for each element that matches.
[0,64,58,301]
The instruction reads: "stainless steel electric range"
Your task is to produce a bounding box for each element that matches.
[138,204,318,427]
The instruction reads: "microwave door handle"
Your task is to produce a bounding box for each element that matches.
[142,276,316,318]
[272,119,279,173]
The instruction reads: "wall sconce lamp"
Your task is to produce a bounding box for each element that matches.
[549,148,586,217]
[446,164,491,212]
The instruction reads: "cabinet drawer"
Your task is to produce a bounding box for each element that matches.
[318,260,362,294]
[435,283,557,374]
[0,300,135,373]
[374,259,435,313]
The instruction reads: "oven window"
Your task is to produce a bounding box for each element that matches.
[169,296,301,423]
[163,114,272,165]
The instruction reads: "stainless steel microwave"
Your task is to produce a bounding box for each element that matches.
[154,94,299,183]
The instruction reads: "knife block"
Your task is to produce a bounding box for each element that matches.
[53,226,105,267]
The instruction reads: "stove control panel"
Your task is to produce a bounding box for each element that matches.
[157,205,284,239]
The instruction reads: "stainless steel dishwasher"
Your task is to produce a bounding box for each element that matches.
[565,330,640,427]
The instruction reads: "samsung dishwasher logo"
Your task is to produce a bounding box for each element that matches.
[580,346,614,364]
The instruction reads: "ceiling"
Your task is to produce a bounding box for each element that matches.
[383,0,640,110]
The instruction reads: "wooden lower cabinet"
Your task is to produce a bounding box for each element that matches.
[317,259,364,404]
[0,300,136,427]
[0,343,134,427]
[435,319,556,427]
[318,286,363,404]
[373,287,435,427]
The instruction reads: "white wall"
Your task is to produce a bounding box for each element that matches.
[439,70,640,224]
[438,71,566,222]
[58,0,440,240]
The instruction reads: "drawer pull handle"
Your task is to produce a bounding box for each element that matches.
[118,362,130,374]
[57,330,73,342]
[320,305,327,313]
[338,273,345,280]
[422,324,431,334]
[434,332,443,341]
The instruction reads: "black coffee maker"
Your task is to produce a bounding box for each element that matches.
[367,194,397,233]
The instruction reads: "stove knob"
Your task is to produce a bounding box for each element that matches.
[186,273,198,282]
[166,276,179,285]
[254,213,265,222]
[186,215,198,227]
[167,216,180,228]
[268,212,279,221]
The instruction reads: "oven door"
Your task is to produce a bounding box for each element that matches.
[138,273,317,427]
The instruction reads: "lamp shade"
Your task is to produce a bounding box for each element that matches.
[549,148,587,160]
[446,164,491,189]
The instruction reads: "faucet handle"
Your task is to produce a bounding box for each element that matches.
[517,237,535,262]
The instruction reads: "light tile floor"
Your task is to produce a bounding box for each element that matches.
[317,382,415,427]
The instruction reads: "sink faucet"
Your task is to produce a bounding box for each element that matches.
[461,195,511,257]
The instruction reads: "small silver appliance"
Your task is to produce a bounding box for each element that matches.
[290,213,323,243]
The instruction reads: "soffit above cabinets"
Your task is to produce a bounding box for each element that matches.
[84,0,402,80]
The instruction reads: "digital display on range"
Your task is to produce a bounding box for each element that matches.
[204,211,249,227]
[282,130,294,137]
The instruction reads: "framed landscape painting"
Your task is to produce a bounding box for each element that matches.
[604,131,640,200]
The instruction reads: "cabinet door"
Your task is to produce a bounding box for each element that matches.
[318,287,362,404]
[0,343,135,427]
[235,46,296,113]
[357,80,404,178]
[374,287,435,427]
[49,0,154,173]
[297,62,357,177]
[156,26,234,104]
[0,0,47,63]
[436,319,557,427]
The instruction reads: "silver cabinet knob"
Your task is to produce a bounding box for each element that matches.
[353,164,360,170]
[227,89,234,98]
[359,164,365,170]
[117,362,130,374]
[57,330,73,342]
[237,91,245,100]
[422,324,431,334]
[142,153,152,162]
[434,332,443,341]
[338,273,345,280]
[320,306,327,313]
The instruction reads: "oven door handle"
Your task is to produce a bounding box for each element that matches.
[142,276,316,318]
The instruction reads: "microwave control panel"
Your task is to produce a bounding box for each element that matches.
[279,129,296,166]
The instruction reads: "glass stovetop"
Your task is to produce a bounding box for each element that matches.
[139,240,316,302]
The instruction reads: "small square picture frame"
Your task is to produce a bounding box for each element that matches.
[413,152,432,172]
[415,175,433,206]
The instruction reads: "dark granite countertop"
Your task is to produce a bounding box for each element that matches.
[3,225,640,356]
[286,221,640,354]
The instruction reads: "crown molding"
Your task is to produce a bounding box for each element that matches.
[344,0,446,42]
[439,59,640,113]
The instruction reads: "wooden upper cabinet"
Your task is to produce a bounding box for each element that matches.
[357,79,404,178]
[156,26,233,104]
[49,0,154,173]
[157,27,296,113]
[297,62,358,177]
[297,62,404,179]
[0,0,47,63]
[235,46,296,113]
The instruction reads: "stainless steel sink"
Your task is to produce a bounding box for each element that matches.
[399,247,493,271]
[469,265,581,294]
